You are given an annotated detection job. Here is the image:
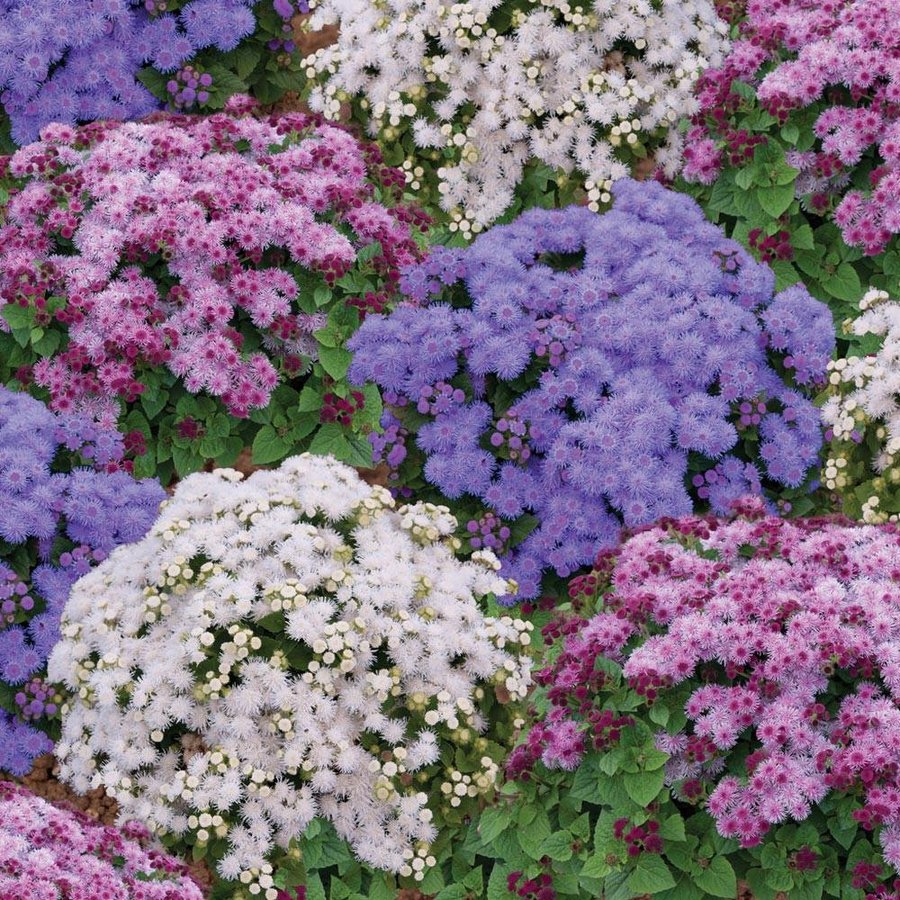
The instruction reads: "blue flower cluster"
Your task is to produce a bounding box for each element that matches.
[0,0,256,144]
[349,180,835,601]
[0,388,164,775]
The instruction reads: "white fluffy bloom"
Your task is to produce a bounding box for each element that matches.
[49,454,532,883]
[303,0,728,228]
[821,289,900,521]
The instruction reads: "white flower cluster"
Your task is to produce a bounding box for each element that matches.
[822,288,900,522]
[48,454,532,895]
[303,0,728,231]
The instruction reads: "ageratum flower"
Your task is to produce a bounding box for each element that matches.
[0,104,426,479]
[349,179,835,600]
[682,0,900,255]
[513,504,900,876]
[0,781,203,897]
[821,287,900,522]
[0,387,164,776]
[0,0,258,144]
[303,0,729,231]
[49,454,532,896]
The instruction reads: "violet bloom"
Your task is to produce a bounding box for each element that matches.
[349,179,834,600]
[0,388,163,774]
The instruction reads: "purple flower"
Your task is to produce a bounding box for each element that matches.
[0,388,163,771]
[349,179,834,601]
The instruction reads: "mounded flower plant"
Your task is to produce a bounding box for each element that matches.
[821,287,900,523]
[0,0,309,149]
[348,178,835,600]
[0,387,164,777]
[678,0,900,308]
[301,0,729,232]
[48,453,533,899]
[505,501,900,899]
[0,102,428,482]
[0,780,204,898]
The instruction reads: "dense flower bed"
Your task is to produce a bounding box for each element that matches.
[302,0,729,232]
[0,387,163,777]
[0,0,310,148]
[0,103,427,480]
[822,287,900,523]
[49,453,532,898]
[348,179,834,600]
[0,781,204,897]
[678,0,900,307]
[508,502,900,897]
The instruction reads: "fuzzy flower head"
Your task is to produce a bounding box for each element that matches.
[0,781,203,897]
[49,454,532,895]
[515,507,900,875]
[0,0,263,145]
[302,0,729,231]
[0,387,164,776]
[0,107,426,478]
[348,179,834,600]
[682,0,900,255]
[821,287,900,521]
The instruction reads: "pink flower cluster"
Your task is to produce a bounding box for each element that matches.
[518,501,900,869]
[0,99,422,425]
[683,0,900,254]
[0,781,203,898]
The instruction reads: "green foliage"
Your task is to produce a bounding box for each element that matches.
[139,1,308,112]
[680,113,895,322]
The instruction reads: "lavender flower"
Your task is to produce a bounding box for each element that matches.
[349,179,835,601]
[0,0,257,144]
[0,781,203,897]
[0,387,164,775]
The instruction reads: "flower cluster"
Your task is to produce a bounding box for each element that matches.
[515,504,900,874]
[49,454,532,896]
[0,387,164,777]
[0,0,258,145]
[348,179,834,600]
[0,104,425,479]
[821,288,900,522]
[0,781,204,898]
[682,0,900,255]
[302,0,729,231]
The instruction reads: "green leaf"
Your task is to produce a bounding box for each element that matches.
[32,329,61,357]
[462,866,484,892]
[824,263,862,302]
[232,45,262,79]
[623,768,665,806]
[486,864,513,900]
[198,434,228,459]
[540,831,574,862]
[297,384,324,413]
[792,223,815,250]
[308,423,351,459]
[780,122,800,144]
[252,425,293,465]
[626,855,677,895]
[517,809,552,859]
[659,814,686,842]
[694,856,737,898]
[758,181,796,218]
[1,304,33,330]
[478,807,512,844]
[318,346,353,380]
[356,241,383,264]
[580,853,613,880]
[434,887,467,900]
[141,388,170,421]
[305,874,327,900]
